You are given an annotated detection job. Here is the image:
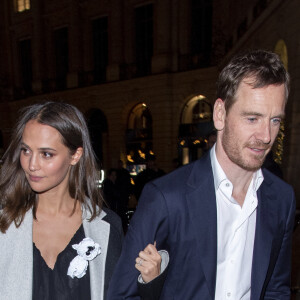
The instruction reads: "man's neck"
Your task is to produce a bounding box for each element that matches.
[215,144,255,207]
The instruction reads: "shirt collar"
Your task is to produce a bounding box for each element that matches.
[210,144,264,193]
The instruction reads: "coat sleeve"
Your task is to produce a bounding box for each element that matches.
[107,182,170,300]
[263,190,296,299]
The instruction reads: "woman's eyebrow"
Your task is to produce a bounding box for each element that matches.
[20,142,57,152]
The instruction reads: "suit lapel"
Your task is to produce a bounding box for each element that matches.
[185,155,279,299]
[186,154,217,299]
[251,178,277,299]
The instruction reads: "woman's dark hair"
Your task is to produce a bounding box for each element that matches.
[217,49,290,112]
[0,101,103,233]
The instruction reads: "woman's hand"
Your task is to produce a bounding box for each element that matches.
[135,242,161,283]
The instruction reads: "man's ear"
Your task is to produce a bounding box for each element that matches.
[213,99,226,131]
[71,147,83,165]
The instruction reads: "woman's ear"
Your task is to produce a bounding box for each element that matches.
[71,147,83,165]
[213,99,226,131]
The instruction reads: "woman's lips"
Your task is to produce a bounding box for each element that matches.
[28,175,43,182]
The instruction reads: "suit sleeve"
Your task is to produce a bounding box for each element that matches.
[263,190,296,299]
[137,262,169,300]
[107,182,170,300]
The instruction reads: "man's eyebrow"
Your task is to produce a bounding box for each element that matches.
[241,111,264,117]
[241,111,285,119]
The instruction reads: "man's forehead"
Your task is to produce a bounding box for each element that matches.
[232,81,286,113]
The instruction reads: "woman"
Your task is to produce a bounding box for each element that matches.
[0,102,123,300]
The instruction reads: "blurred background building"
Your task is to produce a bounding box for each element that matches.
[0,0,299,202]
[0,0,299,295]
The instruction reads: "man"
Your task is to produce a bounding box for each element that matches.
[107,50,296,299]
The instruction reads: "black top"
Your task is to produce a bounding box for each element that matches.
[32,224,91,300]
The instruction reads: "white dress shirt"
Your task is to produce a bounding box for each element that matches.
[211,146,264,300]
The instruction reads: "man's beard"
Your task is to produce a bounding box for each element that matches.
[222,127,271,172]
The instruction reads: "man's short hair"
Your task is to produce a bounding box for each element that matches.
[217,49,290,112]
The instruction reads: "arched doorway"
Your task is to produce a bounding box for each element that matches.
[179,95,214,164]
[126,102,153,175]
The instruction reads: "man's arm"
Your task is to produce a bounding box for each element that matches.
[107,182,170,300]
[263,191,296,299]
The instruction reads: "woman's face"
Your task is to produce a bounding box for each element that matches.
[20,120,81,194]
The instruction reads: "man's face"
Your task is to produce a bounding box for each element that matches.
[216,79,286,172]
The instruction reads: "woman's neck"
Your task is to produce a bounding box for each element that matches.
[36,190,78,216]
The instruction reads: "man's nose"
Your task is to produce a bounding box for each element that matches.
[257,122,272,144]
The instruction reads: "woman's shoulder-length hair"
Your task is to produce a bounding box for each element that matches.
[0,101,103,233]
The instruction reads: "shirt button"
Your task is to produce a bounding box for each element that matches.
[226,183,230,187]
[227,292,231,297]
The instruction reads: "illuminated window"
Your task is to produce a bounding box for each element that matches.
[15,0,30,12]
[179,95,214,164]
[181,95,212,124]
[126,103,153,166]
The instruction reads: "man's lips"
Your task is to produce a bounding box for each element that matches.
[248,146,269,156]
[250,148,266,151]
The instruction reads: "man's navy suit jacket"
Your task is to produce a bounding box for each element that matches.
[107,153,296,299]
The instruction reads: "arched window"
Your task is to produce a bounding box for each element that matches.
[126,103,153,173]
[127,103,152,135]
[179,95,214,164]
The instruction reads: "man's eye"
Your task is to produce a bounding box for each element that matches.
[272,118,281,125]
[247,117,257,122]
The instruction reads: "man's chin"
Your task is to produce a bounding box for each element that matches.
[242,159,265,172]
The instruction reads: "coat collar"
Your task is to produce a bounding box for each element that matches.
[0,204,109,300]
[0,209,33,300]
[82,206,109,300]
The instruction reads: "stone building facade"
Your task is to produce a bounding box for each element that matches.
[0,0,299,205]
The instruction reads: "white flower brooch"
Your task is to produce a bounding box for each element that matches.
[67,237,101,279]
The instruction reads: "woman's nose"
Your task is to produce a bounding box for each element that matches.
[29,155,40,172]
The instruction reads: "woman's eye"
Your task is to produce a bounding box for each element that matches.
[21,147,30,155]
[43,152,53,158]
